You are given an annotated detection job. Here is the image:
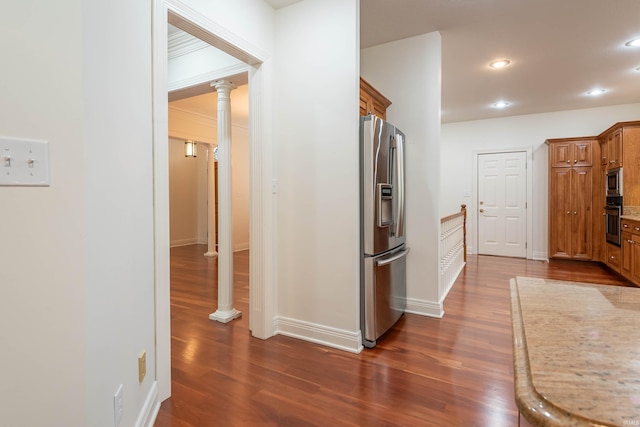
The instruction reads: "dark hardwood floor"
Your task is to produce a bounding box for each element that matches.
[155,246,632,426]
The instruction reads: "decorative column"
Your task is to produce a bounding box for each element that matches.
[209,79,241,323]
[203,144,218,257]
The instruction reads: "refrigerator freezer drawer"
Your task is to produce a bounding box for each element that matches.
[362,246,409,348]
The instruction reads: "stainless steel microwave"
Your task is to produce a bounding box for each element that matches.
[606,167,623,197]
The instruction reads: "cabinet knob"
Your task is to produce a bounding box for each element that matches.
[574,159,577,163]
[610,160,615,163]
[624,224,629,228]
[574,211,577,215]
[629,240,634,244]
[567,211,571,215]
[566,160,570,164]
[635,227,640,231]
[479,209,484,213]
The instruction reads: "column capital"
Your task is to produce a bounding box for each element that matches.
[210,79,238,94]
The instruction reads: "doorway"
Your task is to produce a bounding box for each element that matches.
[152,0,274,402]
[474,149,532,258]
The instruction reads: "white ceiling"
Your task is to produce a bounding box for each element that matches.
[181,0,640,124]
[361,0,640,123]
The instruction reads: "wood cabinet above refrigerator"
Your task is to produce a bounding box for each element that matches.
[359,77,392,120]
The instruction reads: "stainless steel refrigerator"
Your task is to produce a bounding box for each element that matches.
[360,114,409,349]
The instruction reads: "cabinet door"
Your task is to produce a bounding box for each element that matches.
[573,141,592,167]
[600,138,608,166]
[549,168,573,258]
[607,129,622,169]
[621,231,633,279]
[607,243,621,271]
[550,142,573,168]
[359,88,369,116]
[571,167,592,259]
[632,233,640,284]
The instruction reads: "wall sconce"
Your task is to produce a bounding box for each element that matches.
[184,140,197,157]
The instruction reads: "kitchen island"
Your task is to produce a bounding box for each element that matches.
[510,276,640,426]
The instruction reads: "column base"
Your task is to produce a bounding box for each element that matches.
[209,309,242,324]
[203,251,218,257]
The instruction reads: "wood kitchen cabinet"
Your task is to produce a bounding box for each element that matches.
[599,122,640,205]
[605,128,622,170]
[549,166,593,259]
[360,77,391,119]
[621,219,640,284]
[547,138,599,260]
[549,139,593,168]
[607,243,621,272]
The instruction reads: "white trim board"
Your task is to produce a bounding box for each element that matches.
[275,316,363,354]
[405,297,444,318]
[152,0,275,403]
[134,381,161,427]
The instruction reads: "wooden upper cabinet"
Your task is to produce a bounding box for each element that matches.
[606,128,623,169]
[599,121,640,171]
[549,138,594,168]
[360,77,392,120]
[600,136,608,167]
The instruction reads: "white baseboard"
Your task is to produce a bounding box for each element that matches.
[532,251,548,261]
[170,238,200,247]
[405,297,444,318]
[275,316,363,354]
[135,381,161,427]
[234,242,250,252]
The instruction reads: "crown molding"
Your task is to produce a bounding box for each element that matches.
[168,63,249,94]
[168,30,209,60]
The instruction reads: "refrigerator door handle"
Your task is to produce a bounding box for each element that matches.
[375,248,410,267]
[395,133,405,237]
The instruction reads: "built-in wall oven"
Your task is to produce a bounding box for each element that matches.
[606,167,623,197]
[605,195,622,246]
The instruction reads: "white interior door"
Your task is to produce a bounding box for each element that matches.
[477,151,527,257]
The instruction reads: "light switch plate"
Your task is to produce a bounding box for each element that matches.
[0,136,50,186]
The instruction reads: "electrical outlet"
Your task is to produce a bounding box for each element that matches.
[138,351,146,383]
[113,384,123,426]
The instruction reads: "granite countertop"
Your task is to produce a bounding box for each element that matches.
[623,206,640,221]
[510,276,640,426]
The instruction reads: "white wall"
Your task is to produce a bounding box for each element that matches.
[168,138,207,246]
[361,33,443,314]
[441,103,640,260]
[83,0,157,425]
[0,2,87,426]
[1,0,276,425]
[274,0,361,351]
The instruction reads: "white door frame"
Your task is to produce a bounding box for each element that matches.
[472,147,533,259]
[152,0,275,401]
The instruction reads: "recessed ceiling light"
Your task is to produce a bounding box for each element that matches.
[492,101,510,108]
[489,59,511,69]
[625,38,640,47]
[586,89,607,96]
